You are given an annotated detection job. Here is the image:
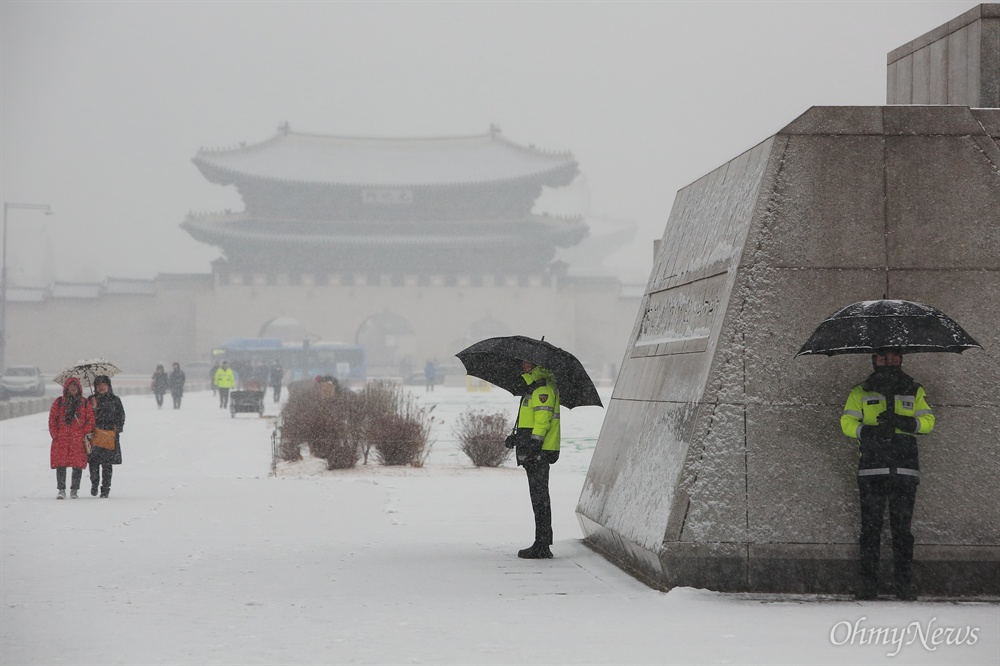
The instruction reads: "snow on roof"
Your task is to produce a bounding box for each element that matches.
[5,287,48,303]
[104,278,156,295]
[50,283,102,299]
[193,129,578,187]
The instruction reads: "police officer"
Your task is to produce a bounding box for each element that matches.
[507,360,561,559]
[841,348,934,600]
[214,361,236,409]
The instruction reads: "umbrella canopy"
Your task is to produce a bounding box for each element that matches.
[455,335,603,409]
[52,358,122,387]
[796,299,981,357]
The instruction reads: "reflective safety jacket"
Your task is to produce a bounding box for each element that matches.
[840,378,934,478]
[517,366,561,454]
[214,367,236,389]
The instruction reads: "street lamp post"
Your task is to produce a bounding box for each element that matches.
[1,202,53,380]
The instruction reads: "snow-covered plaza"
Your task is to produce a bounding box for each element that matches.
[2,386,997,665]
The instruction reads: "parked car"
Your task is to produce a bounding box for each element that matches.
[1,365,47,398]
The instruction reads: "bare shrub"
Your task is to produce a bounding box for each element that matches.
[453,409,513,467]
[277,430,303,462]
[280,381,357,469]
[309,436,358,470]
[280,380,434,469]
[350,381,397,465]
[360,381,436,467]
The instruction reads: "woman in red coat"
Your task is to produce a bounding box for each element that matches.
[48,376,94,499]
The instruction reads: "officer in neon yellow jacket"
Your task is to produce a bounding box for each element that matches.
[508,361,560,559]
[214,361,236,410]
[841,348,934,600]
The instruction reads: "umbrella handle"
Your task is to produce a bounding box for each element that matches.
[876,393,897,443]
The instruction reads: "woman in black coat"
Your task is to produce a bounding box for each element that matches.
[151,364,169,408]
[88,375,126,498]
[168,362,186,409]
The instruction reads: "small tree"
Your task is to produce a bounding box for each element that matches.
[453,409,513,467]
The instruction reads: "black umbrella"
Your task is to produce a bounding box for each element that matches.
[455,335,603,409]
[796,299,981,357]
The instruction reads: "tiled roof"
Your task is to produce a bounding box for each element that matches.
[181,212,586,247]
[193,129,577,187]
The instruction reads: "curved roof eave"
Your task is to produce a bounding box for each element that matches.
[192,157,579,190]
[192,129,578,189]
[181,219,585,247]
[196,129,574,159]
[185,229,538,246]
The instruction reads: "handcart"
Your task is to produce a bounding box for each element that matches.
[230,381,265,418]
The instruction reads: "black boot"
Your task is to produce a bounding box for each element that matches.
[855,577,878,600]
[91,481,99,497]
[517,542,553,559]
[896,580,918,601]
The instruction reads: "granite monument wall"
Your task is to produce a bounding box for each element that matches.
[887,3,999,107]
[577,105,1000,595]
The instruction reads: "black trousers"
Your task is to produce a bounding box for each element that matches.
[858,475,918,595]
[523,460,552,545]
[171,389,183,408]
[90,462,113,493]
[55,467,83,490]
[219,387,230,408]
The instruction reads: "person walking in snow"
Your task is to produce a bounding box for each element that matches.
[269,361,284,403]
[214,361,235,409]
[424,359,437,392]
[151,364,169,409]
[505,360,561,559]
[48,377,95,499]
[209,361,220,396]
[88,375,126,498]
[168,362,186,409]
[841,348,934,601]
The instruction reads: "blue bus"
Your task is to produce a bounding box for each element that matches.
[211,338,365,385]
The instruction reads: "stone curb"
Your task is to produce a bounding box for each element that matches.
[0,386,152,421]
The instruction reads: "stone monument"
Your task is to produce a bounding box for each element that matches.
[577,5,1000,596]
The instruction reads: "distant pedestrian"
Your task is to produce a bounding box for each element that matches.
[424,360,437,392]
[269,361,284,403]
[215,361,235,409]
[151,364,169,409]
[209,362,220,396]
[169,362,186,409]
[88,375,125,498]
[48,377,94,499]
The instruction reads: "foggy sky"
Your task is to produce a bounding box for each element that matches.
[0,1,977,285]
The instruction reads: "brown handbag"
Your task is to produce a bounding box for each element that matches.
[92,428,116,450]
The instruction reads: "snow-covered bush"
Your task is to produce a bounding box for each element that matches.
[453,409,512,467]
[279,380,357,469]
[280,380,434,468]
[360,381,435,467]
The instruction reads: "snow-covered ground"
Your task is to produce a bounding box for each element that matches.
[2,386,997,665]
